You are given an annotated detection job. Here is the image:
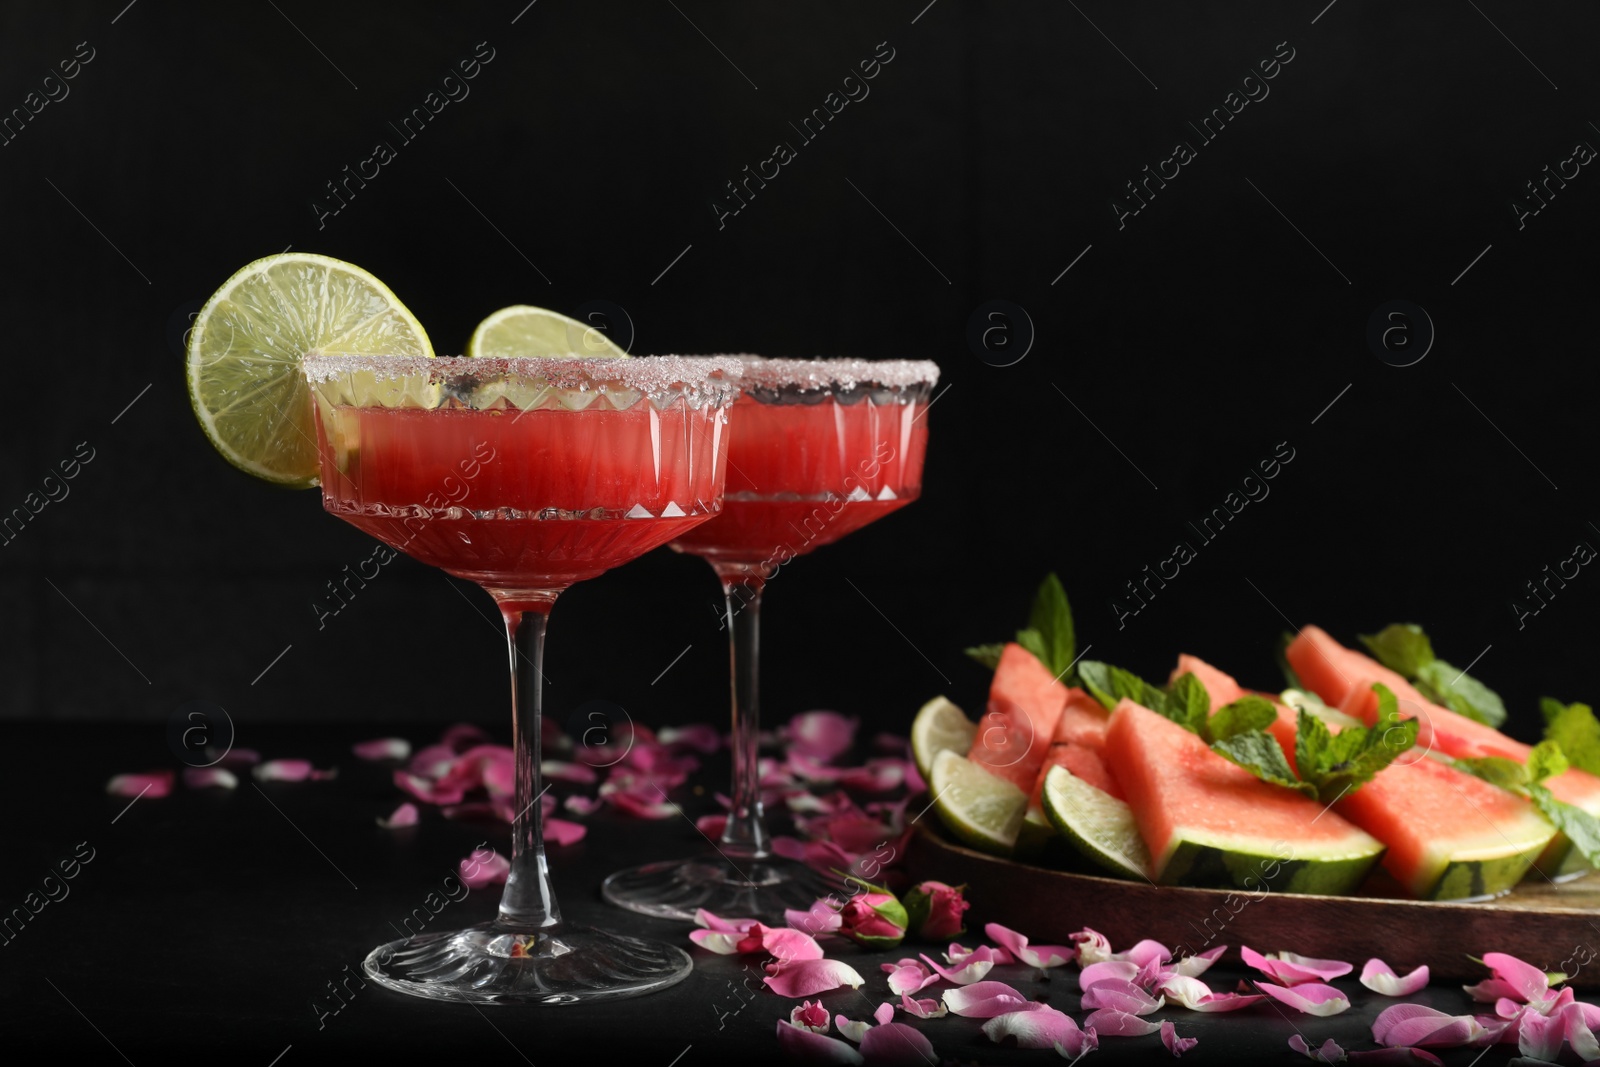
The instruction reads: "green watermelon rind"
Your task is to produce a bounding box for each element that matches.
[1426,846,1546,901]
[1155,833,1384,896]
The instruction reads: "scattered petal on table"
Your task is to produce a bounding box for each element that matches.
[1156,974,1264,1013]
[353,737,411,761]
[1078,960,1141,991]
[858,1021,934,1066]
[1172,945,1226,978]
[564,794,602,817]
[985,922,1074,969]
[1562,999,1600,1061]
[920,949,996,985]
[882,959,938,996]
[1241,947,1353,985]
[545,817,586,846]
[458,848,508,889]
[253,759,336,782]
[775,1020,864,1065]
[942,981,1034,1018]
[948,940,1015,966]
[898,993,945,1019]
[376,802,418,829]
[786,898,844,938]
[106,771,174,797]
[695,813,727,837]
[1053,1025,1099,1060]
[658,724,721,753]
[540,760,598,785]
[1083,1008,1161,1037]
[981,1006,1084,1050]
[183,767,237,790]
[1080,978,1163,1016]
[1463,951,1550,1006]
[782,711,858,762]
[834,1014,872,1044]
[1517,1005,1566,1061]
[1255,980,1351,1017]
[1360,958,1430,997]
[1160,1021,1197,1057]
[394,770,466,805]
[764,958,865,998]
[1288,1034,1344,1063]
[1373,1003,1489,1048]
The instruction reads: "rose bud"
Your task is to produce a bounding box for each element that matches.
[902,880,970,941]
[835,882,909,950]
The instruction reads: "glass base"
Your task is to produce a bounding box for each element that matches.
[602,854,838,924]
[362,920,692,1005]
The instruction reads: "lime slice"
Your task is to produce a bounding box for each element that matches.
[186,253,433,487]
[929,750,1027,856]
[1012,807,1059,863]
[912,696,978,783]
[1040,764,1153,881]
[467,306,629,359]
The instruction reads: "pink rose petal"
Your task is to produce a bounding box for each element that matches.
[1160,1021,1197,1057]
[540,760,598,785]
[920,950,997,986]
[603,788,680,819]
[696,909,758,934]
[790,1000,830,1034]
[1079,960,1141,990]
[353,737,411,761]
[941,981,1034,1018]
[695,813,727,837]
[253,759,336,782]
[982,1005,1084,1049]
[764,958,865,998]
[1373,1004,1488,1048]
[1241,946,1353,985]
[1071,927,1115,966]
[783,710,858,761]
[458,848,508,889]
[1156,974,1264,1012]
[1080,978,1163,1015]
[394,770,466,805]
[1172,945,1226,977]
[881,960,938,996]
[1518,1005,1566,1061]
[762,927,825,963]
[1475,951,1550,1003]
[1563,999,1600,1061]
[786,899,844,937]
[835,1014,871,1044]
[859,1022,935,1066]
[775,1020,864,1065]
[898,993,945,1019]
[1360,958,1430,997]
[985,922,1074,969]
[209,746,259,768]
[1116,939,1172,969]
[948,940,1015,966]
[771,836,858,874]
[658,724,721,753]
[1288,1034,1344,1063]
[1054,1026,1099,1059]
[1255,980,1351,1017]
[376,802,419,829]
[106,771,173,798]
[408,743,458,778]
[835,758,909,793]
[545,818,586,847]
[563,794,602,817]
[182,767,238,789]
[1083,1008,1161,1037]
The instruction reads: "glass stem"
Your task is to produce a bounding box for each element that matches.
[498,601,562,929]
[718,571,770,859]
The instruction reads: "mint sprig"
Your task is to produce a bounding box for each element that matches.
[1452,738,1600,866]
[1540,698,1600,776]
[965,573,1078,682]
[1079,660,1169,718]
[1358,623,1506,728]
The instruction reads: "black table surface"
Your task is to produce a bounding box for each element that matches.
[0,723,1540,1065]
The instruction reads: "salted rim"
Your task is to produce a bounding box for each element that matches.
[300,353,744,388]
[730,356,940,390]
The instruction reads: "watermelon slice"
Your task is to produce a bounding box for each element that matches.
[1102,699,1385,893]
[968,643,1065,791]
[1286,625,1600,876]
[1028,688,1121,804]
[1169,653,1246,708]
[1259,703,1555,900]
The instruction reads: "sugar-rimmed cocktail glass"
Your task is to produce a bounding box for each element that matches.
[601,357,939,922]
[303,353,740,1003]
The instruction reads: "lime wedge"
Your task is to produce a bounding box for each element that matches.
[912,696,978,783]
[467,306,629,359]
[186,253,433,487]
[1012,807,1060,862]
[929,750,1027,856]
[1040,764,1153,881]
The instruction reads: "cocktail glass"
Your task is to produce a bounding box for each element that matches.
[303,353,741,1003]
[601,357,939,922]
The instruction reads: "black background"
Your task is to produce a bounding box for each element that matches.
[4,4,1599,766]
[5,3,1600,1064]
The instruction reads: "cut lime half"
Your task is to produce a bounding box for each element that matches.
[186,253,433,487]
[1040,764,1154,881]
[911,696,978,783]
[467,305,629,359]
[929,750,1027,857]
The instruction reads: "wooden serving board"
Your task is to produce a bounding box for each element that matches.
[905,822,1600,988]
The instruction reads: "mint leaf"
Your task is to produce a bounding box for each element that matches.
[1452,756,1530,792]
[1529,784,1600,867]
[1027,573,1076,682]
[1415,660,1507,729]
[964,644,1005,670]
[1528,739,1570,784]
[1293,701,1419,805]
[1210,695,1277,742]
[1274,631,1302,689]
[1544,700,1600,776]
[1359,624,1436,677]
[1167,673,1212,738]
[1212,731,1316,798]
[1078,660,1168,717]
[1014,628,1049,671]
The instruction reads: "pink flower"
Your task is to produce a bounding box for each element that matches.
[902,881,969,941]
[789,1000,830,1034]
[1361,958,1430,997]
[835,889,907,950]
[106,771,174,798]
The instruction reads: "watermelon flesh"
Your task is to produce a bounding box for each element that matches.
[1029,688,1121,805]
[1286,626,1600,874]
[1170,653,1246,707]
[1103,699,1384,893]
[1258,701,1554,900]
[968,643,1064,791]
